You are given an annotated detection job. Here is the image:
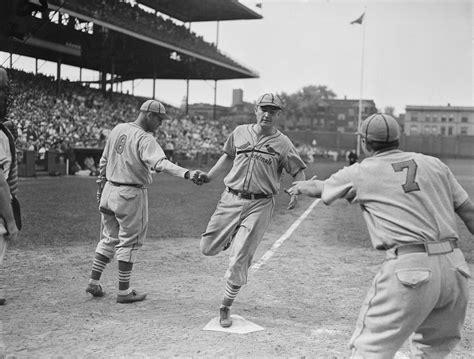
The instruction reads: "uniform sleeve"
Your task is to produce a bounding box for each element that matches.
[0,133,9,172]
[98,138,109,177]
[222,132,235,159]
[321,165,358,205]
[138,136,166,169]
[281,144,306,177]
[445,164,469,209]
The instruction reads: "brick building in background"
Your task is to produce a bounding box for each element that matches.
[404,105,474,136]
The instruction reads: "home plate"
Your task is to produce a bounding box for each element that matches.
[203,315,264,334]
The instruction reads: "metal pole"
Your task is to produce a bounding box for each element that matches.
[186,79,189,115]
[56,58,61,95]
[213,80,217,121]
[356,9,367,158]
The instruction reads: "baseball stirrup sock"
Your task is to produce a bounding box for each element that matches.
[222,281,241,307]
[90,257,108,281]
[118,269,132,293]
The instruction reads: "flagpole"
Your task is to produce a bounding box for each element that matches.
[356,9,366,158]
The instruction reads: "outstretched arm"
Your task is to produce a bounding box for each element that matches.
[155,158,202,183]
[456,198,474,234]
[198,153,233,183]
[287,170,306,210]
[286,178,324,198]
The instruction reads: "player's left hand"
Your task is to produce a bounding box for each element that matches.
[287,193,298,210]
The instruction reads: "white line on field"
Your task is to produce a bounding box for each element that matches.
[249,198,320,274]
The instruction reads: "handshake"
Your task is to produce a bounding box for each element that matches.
[188,170,210,185]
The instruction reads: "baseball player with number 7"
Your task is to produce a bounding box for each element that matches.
[197,93,307,327]
[287,113,474,358]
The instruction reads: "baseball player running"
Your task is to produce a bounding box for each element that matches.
[86,99,203,304]
[198,93,306,327]
[287,113,474,358]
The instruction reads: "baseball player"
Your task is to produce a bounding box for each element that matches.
[86,99,203,304]
[287,113,474,357]
[198,93,306,327]
[0,66,20,306]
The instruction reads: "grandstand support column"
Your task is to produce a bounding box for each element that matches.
[35,58,38,75]
[9,53,12,68]
[213,80,217,121]
[110,61,115,93]
[79,67,82,82]
[153,67,156,100]
[185,79,189,115]
[101,71,107,94]
[56,58,61,95]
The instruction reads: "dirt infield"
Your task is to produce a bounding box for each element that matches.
[1,159,473,358]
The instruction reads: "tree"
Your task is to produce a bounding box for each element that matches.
[383,106,395,116]
[279,85,337,128]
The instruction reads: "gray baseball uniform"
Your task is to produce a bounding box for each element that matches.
[322,150,470,357]
[201,124,306,286]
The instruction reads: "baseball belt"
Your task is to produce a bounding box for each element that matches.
[109,180,145,189]
[395,239,458,256]
[226,187,272,200]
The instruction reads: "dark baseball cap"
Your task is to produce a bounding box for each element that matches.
[357,113,400,142]
[256,93,284,109]
[140,99,170,119]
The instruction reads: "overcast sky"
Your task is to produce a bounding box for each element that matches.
[1,0,472,115]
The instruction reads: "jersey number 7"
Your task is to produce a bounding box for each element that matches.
[391,159,420,193]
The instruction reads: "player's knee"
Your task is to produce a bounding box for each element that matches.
[200,239,219,256]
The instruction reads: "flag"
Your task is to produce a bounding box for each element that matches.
[350,12,364,25]
[256,3,262,9]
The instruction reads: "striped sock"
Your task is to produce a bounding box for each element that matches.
[222,281,241,307]
[118,269,132,293]
[90,254,108,281]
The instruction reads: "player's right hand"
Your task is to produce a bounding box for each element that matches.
[5,221,19,242]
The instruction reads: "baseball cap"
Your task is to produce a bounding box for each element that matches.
[357,113,400,142]
[140,99,170,119]
[256,93,284,109]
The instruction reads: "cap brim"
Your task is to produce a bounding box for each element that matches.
[257,103,282,109]
[155,113,170,120]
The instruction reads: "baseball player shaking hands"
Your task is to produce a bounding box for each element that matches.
[86,99,204,304]
[287,113,474,358]
[197,93,306,327]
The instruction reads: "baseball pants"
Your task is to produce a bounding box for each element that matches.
[350,248,470,358]
[0,226,7,300]
[200,190,274,286]
[96,182,148,263]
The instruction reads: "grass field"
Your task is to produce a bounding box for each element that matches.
[2,157,474,358]
[12,157,474,261]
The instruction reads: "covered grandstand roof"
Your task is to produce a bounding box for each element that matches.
[137,0,263,22]
[0,0,260,81]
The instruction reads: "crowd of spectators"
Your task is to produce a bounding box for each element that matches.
[48,0,249,72]
[7,69,232,161]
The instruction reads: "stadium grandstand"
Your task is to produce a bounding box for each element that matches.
[0,0,262,176]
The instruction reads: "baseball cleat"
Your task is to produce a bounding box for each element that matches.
[85,283,105,297]
[116,290,147,304]
[0,298,5,305]
[219,305,232,328]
